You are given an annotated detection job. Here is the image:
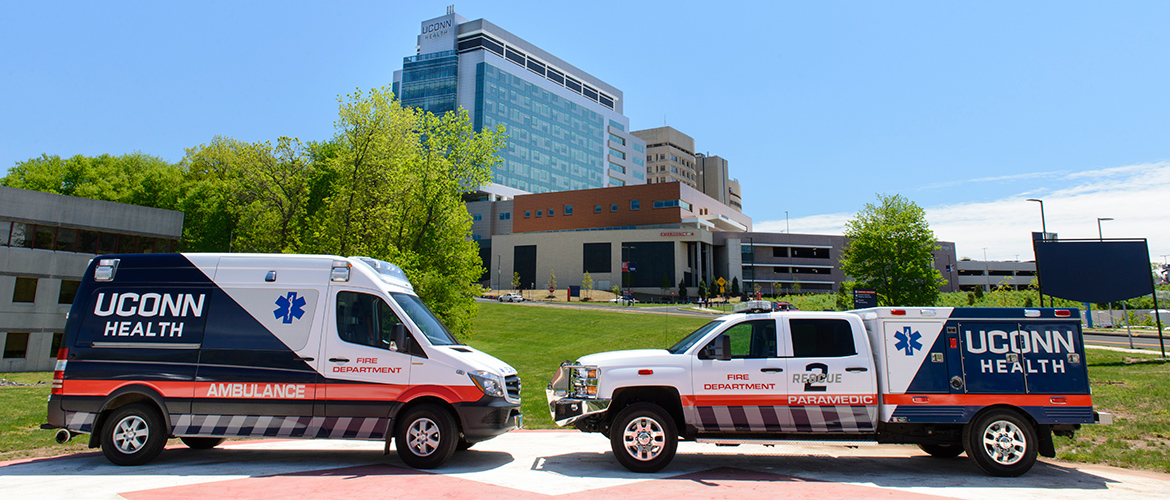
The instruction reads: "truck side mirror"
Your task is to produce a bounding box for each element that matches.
[699,335,732,361]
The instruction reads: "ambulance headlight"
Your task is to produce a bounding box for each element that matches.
[469,371,505,398]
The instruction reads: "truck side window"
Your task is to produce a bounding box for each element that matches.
[336,291,403,350]
[713,320,777,358]
[790,318,856,357]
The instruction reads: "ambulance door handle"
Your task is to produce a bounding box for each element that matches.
[329,357,350,363]
[299,356,314,362]
[846,367,868,373]
[760,367,783,373]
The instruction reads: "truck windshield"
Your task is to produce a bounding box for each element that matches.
[667,320,724,354]
[391,293,460,346]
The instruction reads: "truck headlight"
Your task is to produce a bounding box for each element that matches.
[469,371,506,398]
[571,365,599,398]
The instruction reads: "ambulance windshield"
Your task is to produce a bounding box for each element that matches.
[667,320,724,354]
[391,293,460,346]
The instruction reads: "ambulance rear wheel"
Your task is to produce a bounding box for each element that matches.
[396,404,458,469]
[100,403,167,466]
[918,443,964,458]
[963,409,1037,477]
[180,437,225,449]
[610,403,677,473]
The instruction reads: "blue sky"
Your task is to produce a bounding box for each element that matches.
[3,1,1167,262]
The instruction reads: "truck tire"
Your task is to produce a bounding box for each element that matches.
[396,404,458,469]
[963,409,1038,476]
[918,443,964,458]
[180,437,225,449]
[610,403,677,473]
[100,403,167,466]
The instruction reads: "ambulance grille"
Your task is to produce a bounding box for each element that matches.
[505,374,522,402]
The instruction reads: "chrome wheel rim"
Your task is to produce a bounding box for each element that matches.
[406,417,441,457]
[112,415,149,454]
[622,416,665,461]
[981,419,1026,465]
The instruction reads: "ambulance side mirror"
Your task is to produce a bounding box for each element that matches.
[391,323,411,353]
[699,335,732,361]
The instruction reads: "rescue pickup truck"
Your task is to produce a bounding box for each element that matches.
[546,305,1111,476]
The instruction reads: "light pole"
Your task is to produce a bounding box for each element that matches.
[785,211,789,234]
[983,248,991,292]
[1026,198,1047,306]
[1097,217,1113,241]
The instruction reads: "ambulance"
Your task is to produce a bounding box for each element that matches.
[547,305,1110,476]
[45,253,522,468]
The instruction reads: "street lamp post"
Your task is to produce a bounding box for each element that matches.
[1097,217,1113,241]
[1026,198,1047,307]
[983,248,991,292]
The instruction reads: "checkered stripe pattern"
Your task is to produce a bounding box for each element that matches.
[696,405,877,433]
[65,411,98,433]
[170,415,390,440]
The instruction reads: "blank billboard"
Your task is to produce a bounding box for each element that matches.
[1033,239,1152,303]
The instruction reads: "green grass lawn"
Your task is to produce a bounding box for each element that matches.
[3,302,1167,473]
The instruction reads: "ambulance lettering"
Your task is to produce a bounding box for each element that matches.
[964,327,1076,374]
[205,383,307,399]
[703,374,775,391]
[94,292,206,339]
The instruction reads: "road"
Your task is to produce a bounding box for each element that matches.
[1084,332,1167,352]
[2,431,1168,500]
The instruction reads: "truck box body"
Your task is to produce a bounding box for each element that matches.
[47,253,521,467]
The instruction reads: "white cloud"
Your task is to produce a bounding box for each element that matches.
[755,162,1170,262]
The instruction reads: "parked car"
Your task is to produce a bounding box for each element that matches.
[498,292,525,302]
[608,294,637,304]
[772,301,797,311]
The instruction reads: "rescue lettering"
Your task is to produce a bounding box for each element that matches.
[205,383,306,399]
[788,395,875,405]
[94,293,206,318]
[704,383,775,390]
[333,366,402,374]
[792,373,842,384]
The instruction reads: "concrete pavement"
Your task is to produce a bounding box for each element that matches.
[2,430,1168,500]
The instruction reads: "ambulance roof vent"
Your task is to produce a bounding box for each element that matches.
[353,257,413,289]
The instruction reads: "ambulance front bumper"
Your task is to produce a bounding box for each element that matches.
[455,397,523,442]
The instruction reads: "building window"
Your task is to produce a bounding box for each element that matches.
[536,210,543,218]
[525,211,531,218]
[3,332,29,359]
[610,204,618,212]
[499,212,511,220]
[564,205,573,215]
[472,213,483,222]
[472,234,481,241]
[609,133,625,146]
[609,148,625,160]
[12,277,37,303]
[0,220,9,246]
[548,208,555,217]
[594,205,602,213]
[58,280,80,305]
[49,332,64,357]
[631,200,640,210]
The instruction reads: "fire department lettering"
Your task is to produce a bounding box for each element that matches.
[205,383,307,399]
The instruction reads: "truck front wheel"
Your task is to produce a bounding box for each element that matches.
[610,403,677,473]
[963,409,1038,476]
[396,404,458,469]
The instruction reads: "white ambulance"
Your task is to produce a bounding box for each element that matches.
[45,253,521,468]
[547,305,1109,476]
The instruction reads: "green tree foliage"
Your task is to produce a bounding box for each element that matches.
[698,280,708,300]
[677,279,687,300]
[512,271,522,290]
[730,277,740,297]
[840,194,945,306]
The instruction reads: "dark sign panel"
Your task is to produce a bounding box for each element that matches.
[854,289,878,308]
[1033,239,1152,303]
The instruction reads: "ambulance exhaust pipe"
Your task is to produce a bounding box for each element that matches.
[55,429,73,444]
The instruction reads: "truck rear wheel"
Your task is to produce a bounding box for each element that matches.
[396,404,458,469]
[610,403,677,473]
[180,437,225,449]
[918,443,964,458]
[100,403,167,466]
[963,409,1038,476]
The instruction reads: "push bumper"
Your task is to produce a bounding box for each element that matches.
[546,362,610,427]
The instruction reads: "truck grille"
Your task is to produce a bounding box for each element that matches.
[505,374,522,402]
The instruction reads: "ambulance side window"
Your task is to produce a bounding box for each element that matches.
[336,292,403,350]
[789,319,856,357]
[709,320,777,359]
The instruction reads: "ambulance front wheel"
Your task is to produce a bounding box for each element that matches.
[963,409,1038,477]
[396,404,459,469]
[610,403,678,473]
[100,403,167,466]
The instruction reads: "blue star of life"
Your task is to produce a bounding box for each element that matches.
[894,326,923,356]
[274,292,307,324]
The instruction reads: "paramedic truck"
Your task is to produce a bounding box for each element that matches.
[45,253,522,468]
[547,305,1110,476]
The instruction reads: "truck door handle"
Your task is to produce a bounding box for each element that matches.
[760,367,783,373]
[846,367,868,373]
[329,357,349,363]
[299,356,315,362]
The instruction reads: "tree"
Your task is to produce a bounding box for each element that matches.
[660,272,671,297]
[512,272,522,290]
[730,277,740,297]
[698,280,708,301]
[547,269,557,296]
[677,279,687,301]
[840,194,945,306]
[581,271,593,300]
